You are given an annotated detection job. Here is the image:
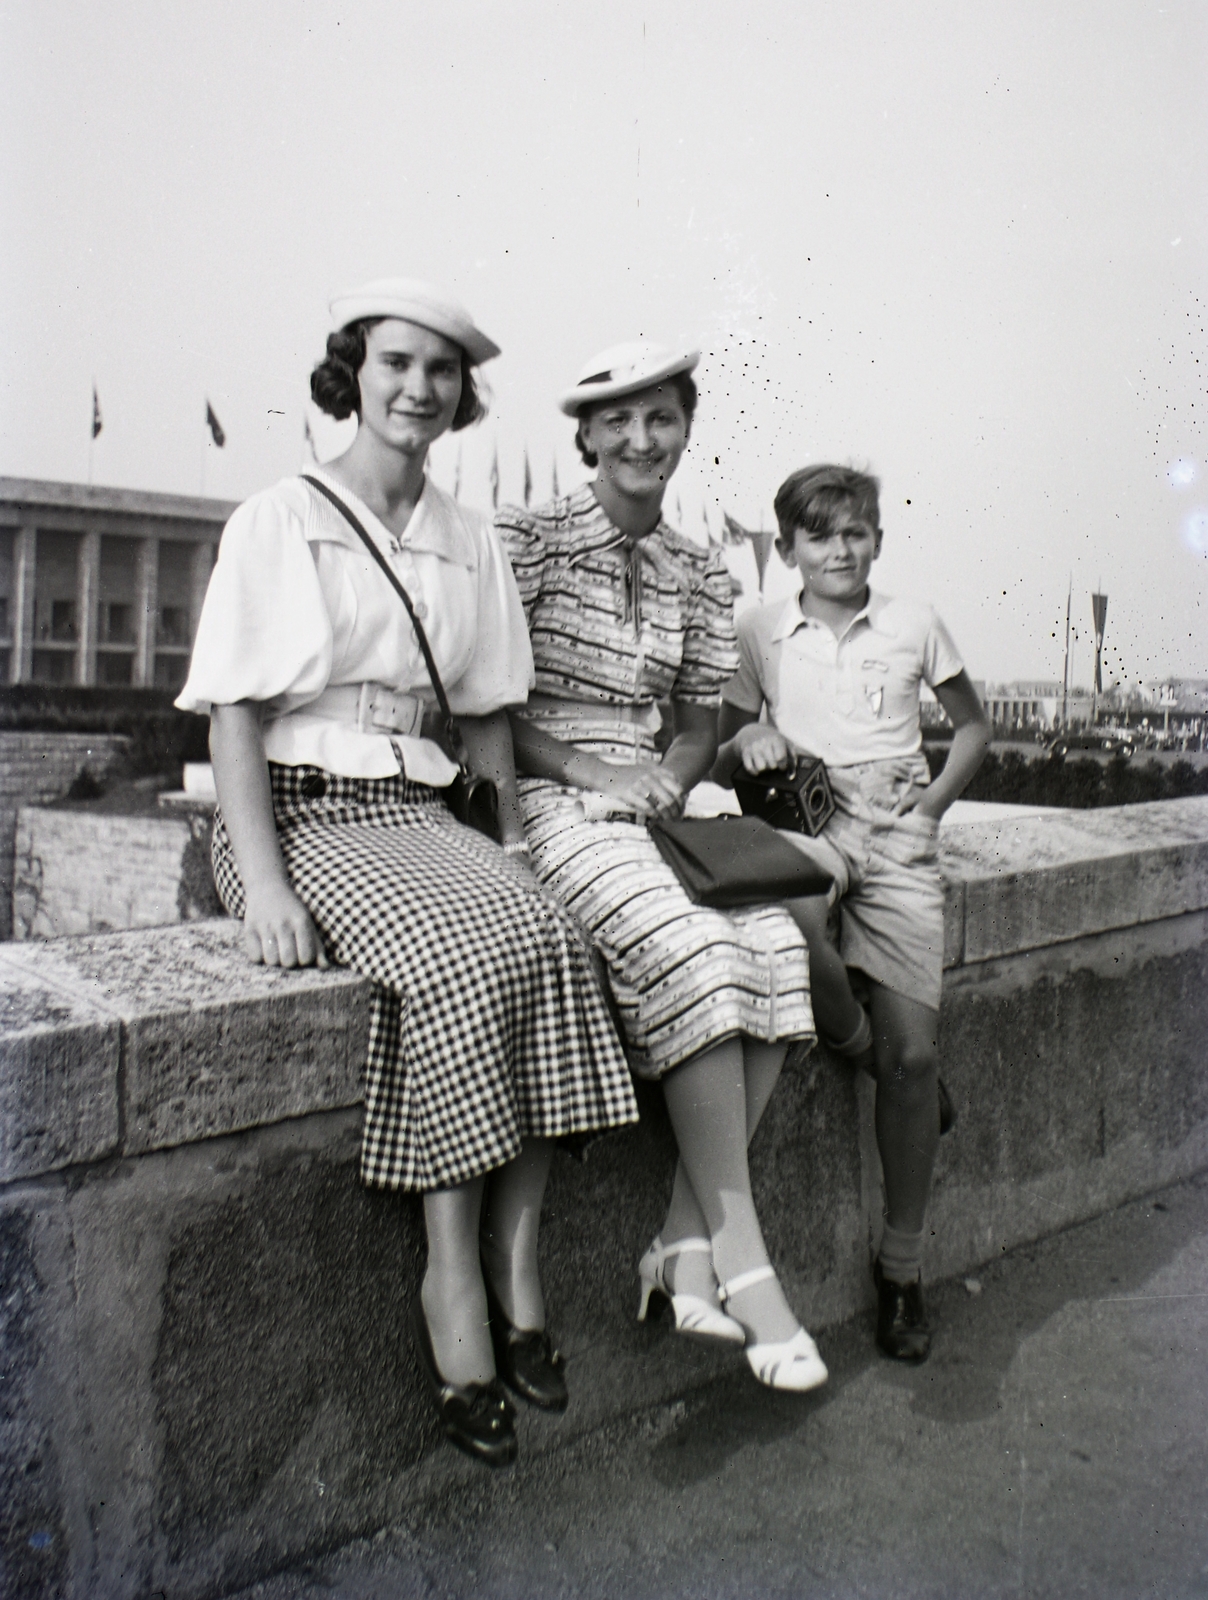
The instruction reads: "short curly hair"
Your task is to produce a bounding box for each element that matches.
[310,317,486,431]
[572,372,698,468]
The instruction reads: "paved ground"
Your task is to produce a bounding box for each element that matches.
[229,1175,1208,1600]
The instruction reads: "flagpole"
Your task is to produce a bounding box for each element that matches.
[1061,577,1071,730]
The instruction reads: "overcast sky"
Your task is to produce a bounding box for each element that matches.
[1,0,1204,685]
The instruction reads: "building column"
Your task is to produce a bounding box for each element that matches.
[188,541,214,643]
[77,530,101,686]
[134,536,159,687]
[12,525,36,683]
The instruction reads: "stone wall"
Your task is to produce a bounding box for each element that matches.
[12,802,221,940]
[0,732,131,940]
[1,798,1206,1599]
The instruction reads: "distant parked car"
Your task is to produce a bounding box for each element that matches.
[1045,730,1135,759]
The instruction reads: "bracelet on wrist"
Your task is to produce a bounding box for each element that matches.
[501,839,532,857]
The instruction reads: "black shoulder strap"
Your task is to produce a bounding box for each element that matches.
[300,473,456,741]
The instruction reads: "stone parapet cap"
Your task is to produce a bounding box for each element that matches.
[3,798,1207,1180]
[940,795,1208,965]
[0,921,369,1183]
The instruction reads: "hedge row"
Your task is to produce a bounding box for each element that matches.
[928,746,1208,808]
[0,686,209,776]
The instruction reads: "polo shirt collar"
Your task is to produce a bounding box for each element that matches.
[772,587,884,644]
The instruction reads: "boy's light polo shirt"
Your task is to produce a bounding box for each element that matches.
[723,589,964,767]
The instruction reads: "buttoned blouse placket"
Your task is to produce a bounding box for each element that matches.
[383,524,430,681]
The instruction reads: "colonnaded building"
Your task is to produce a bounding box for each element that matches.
[0,477,235,692]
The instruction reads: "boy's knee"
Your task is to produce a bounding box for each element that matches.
[876,1041,937,1093]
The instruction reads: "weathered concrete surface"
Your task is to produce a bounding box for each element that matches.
[0,963,120,1181]
[219,1175,1208,1600]
[13,802,221,939]
[0,921,370,1158]
[0,732,131,940]
[0,802,1206,1598]
[940,795,1208,963]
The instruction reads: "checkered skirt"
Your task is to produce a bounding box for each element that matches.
[211,765,637,1192]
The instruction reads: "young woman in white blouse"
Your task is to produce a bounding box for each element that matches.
[177,280,635,1468]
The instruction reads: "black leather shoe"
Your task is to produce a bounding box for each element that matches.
[938,1077,957,1136]
[872,1261,932,1363]
[410,1301,517,1467]
[483,1274,569,1412]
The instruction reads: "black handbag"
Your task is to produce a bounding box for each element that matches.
[647,816,832,909]
[732,754,836,838]
[301,474,501,842]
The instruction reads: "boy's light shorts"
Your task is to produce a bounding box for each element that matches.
[780,754,944,1013]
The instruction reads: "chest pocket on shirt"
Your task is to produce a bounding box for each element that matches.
[856,658,889,720]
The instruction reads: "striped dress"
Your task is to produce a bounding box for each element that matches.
[497,486,814,1080]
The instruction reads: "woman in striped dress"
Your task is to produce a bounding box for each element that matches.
[177,281,636,1467]
[496,342,827,1393]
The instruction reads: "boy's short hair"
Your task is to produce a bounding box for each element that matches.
[774,464,881,542]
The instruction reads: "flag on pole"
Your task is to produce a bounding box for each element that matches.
[91,384,103,439]
[551,456,560,501]
[1091,592,1108,695]
[489,443,500,509]
[722,510,775,591]
[205,401,226,448]
[523,447,532,507]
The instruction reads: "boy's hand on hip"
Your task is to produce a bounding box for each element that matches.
[736,724,793,775]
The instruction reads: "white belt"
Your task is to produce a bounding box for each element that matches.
[305,683,429,737]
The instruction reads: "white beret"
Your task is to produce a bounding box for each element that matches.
[558,340,700,416]
[329,277,501,366]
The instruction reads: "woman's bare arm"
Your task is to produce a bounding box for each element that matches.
[455,709,530,849]
[660,701,719,800]
[507,712,684,817]
[208,701,327,968]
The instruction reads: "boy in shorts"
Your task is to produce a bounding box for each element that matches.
[714,464,990,1362]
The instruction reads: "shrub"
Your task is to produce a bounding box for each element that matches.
[0,686,209,778]
[926,744,1208,808]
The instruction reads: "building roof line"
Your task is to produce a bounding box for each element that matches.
[0,476,238,522]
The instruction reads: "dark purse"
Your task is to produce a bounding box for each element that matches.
[732,753,836,838]
[301,474,501,842]
[647,816,832,909]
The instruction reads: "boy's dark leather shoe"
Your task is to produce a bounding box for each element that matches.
[483,1274,568,1411]
[873,1262,932,1363]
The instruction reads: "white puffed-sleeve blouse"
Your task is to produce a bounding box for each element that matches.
[176,469,535,784]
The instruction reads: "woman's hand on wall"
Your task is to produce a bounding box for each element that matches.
[241,881,329,968]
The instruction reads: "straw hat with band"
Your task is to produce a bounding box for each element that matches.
[558,341,700,416]
[329,278,501,367]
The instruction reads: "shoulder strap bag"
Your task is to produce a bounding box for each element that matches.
[300,473,500,842]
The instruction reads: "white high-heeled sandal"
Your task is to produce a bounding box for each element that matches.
[637,1236,745,1346]
[720,1265,829,1392]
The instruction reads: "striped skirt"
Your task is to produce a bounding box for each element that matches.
[211,765,638,1192]
[519,780,815,1080]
